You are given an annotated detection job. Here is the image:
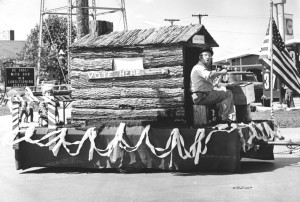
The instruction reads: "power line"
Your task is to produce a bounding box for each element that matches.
[176,14,300,24]
[209,14,269,19]
[209,29,265,35]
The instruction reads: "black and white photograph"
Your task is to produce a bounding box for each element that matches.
[1,0,300,201]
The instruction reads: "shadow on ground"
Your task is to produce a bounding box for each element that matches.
[239,157,300,174]
[173,157,300,176]
[19,157,300,175]
[20,167,169,174]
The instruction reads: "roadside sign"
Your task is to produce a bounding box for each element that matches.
[5,67,35,87]
[262,69,280,99]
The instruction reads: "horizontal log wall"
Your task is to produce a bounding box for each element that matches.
[72,108,185,120]
[143,46,183,68]
[71,58,113,71]
[72,87,184,100]
[71,48,143,59]
[70,45,183,69]
[70,45,186,126]
[71,66,183,89]
[72,108,186,127]
[72,96,184,109]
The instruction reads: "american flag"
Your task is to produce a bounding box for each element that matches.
[259,18,300,94]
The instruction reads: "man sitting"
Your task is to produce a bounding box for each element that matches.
[190,47,234,125]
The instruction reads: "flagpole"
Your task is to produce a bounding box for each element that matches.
[270,0,274,121]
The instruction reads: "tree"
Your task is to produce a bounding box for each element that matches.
[0,57,14,83]
[18,15,77,84]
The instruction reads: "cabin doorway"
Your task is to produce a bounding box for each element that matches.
[183,46,202,126]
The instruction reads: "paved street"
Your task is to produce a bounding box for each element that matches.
[1,114,300,202]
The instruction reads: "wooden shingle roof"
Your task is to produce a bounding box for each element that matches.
[71,24,218,49]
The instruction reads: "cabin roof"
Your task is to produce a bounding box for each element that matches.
[71,24,219,49]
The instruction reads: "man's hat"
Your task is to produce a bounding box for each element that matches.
[200,47,213,56]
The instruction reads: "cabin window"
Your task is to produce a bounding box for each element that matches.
[113,57,144,71]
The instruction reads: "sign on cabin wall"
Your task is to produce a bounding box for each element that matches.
[192,35,205,44]
[88,68,169,80]
[88,57,169,80]
[114,58,144,71]
[6,67,35,87]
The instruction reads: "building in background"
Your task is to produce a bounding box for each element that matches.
[286,38,300,72]
[213,39,300,104]
[0,30,25,59]
[0,30,15,41]
[213,48,263,82]
[213,38,300,83]
[0,30,26,82]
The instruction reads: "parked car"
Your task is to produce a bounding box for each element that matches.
[52,84,72,95]
[27,84,72,96]
[27,86,43,96]
[41,80,59,85]
[218,71,263,103]
[7,87,26,97]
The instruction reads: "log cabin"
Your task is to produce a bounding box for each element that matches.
[69,24,219,127]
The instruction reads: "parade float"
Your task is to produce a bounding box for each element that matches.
[8,24,279,172]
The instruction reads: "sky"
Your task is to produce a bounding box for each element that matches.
[0,0,299,60]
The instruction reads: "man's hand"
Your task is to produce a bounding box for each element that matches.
[214,86,227,92]
[210,69,227,78]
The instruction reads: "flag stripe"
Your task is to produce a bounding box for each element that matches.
[274,46,298,76]
[273,46,300,84]
[261,55,299,91]
[259,18,300,94]
[260,58,300,94]
[273,50,295,79]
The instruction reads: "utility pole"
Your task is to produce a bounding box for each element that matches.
[273,0,286,104]
[37,0,45,85]
[274,0,286,40]
[76,0,89,39]
[67,0,72,83]
[164,19,179,26]
[121,0,128,31]
[91,0,97,21]
[192,14,208,24]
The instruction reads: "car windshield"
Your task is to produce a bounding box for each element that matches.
[52,86,59,90]
[60,86,68,90]
[28,86,36,91]
[228,73,257,82]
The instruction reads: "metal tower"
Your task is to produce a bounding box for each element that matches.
[37,0,128,84]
